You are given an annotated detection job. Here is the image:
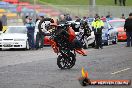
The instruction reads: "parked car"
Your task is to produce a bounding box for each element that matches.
[0,26,29,50]
[102,21,118,45]
[108,19,126,41]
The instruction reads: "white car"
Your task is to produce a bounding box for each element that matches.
[0,26,29,50]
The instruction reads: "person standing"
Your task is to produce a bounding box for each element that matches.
[1,14,7,26]
[58,14,67,24]
[119,0,126,6]
[0,19,3,34]
[36,16,49,50]
[121,13,125,19]
[122,0,126,6]
[92,16,104,49]
[114,0,117,5]
[25,17,35,50]
[124,13,132,47]
[65,14,72,21]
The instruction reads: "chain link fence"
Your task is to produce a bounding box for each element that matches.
[48,5,132,18]
[0,4,132,26]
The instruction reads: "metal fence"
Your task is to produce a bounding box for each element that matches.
[0,4,132,26]
[48,5,132,18]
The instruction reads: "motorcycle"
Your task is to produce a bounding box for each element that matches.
[49,24,87,69]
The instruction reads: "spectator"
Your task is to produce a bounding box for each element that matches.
[1,14,7,26]
[124,13,132,47]
[92,16,104,49]
[65,14,72,21]
[0,19,3,34]
[121,14,125,19]
[58,14,67,24]
[101,16,106,21]
[75,16,81,22]
[82,16,87,21]
[94,13,99,18]
[119,0,126,6]
[23,16,29,25]
[115,0,117,5]
[106,12,113,21]
[36,16,49,50]
[25,17,35,50]
[106,12,110,18]
[35,16,44,49]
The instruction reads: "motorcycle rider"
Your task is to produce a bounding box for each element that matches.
[92,16,104,49]
[50,19,87,56]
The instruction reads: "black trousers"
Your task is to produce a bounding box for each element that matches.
[115,0,117,4]
[126,32,132,47]
[95,34,103,49]
[36,32,44,49]
[119,0,126,6]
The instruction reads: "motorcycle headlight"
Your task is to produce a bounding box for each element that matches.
[14,39,25,41]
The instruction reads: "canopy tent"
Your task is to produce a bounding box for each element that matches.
[3,0,19,3]
[21,7,35,13]
[8,8,17,13]
[17,6,22,12]
[0,9,6,13]
[0,1,10,8]
[6,13,17,18]
[0,13,17,18]
[18,2,30,6]
[0,1,9,5]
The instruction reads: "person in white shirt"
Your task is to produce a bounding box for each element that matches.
[35,16,49,49]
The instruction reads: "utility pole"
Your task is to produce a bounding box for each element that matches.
[89,0,96,6]
[89,0,96,17]
[33,0,37,22]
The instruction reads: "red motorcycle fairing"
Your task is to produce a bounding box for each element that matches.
[50,39,59,54]
[50,38,87,56]
[75,48,87,56]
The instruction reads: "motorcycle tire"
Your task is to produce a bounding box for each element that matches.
[57,52,76,69]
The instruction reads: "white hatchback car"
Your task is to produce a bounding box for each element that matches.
[0,26,29,50]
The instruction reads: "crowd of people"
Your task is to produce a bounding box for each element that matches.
[23,12,132,50]
[1,12,130,50]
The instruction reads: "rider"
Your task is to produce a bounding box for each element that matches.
[50,19,87,56]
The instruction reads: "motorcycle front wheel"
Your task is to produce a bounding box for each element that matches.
[57,52,76,69]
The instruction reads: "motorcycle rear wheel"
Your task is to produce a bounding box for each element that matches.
[57,52,76,69]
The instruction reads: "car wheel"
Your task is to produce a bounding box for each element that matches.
[0,48,2,51]
[112,35,118,44]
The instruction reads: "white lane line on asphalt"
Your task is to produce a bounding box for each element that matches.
[111,68,131,75]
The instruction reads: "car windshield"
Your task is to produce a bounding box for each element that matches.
[109,21,125,28]
[6,27,27,34]
[104,22,108,29]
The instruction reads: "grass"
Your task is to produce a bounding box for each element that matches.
[39,0,132,6]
